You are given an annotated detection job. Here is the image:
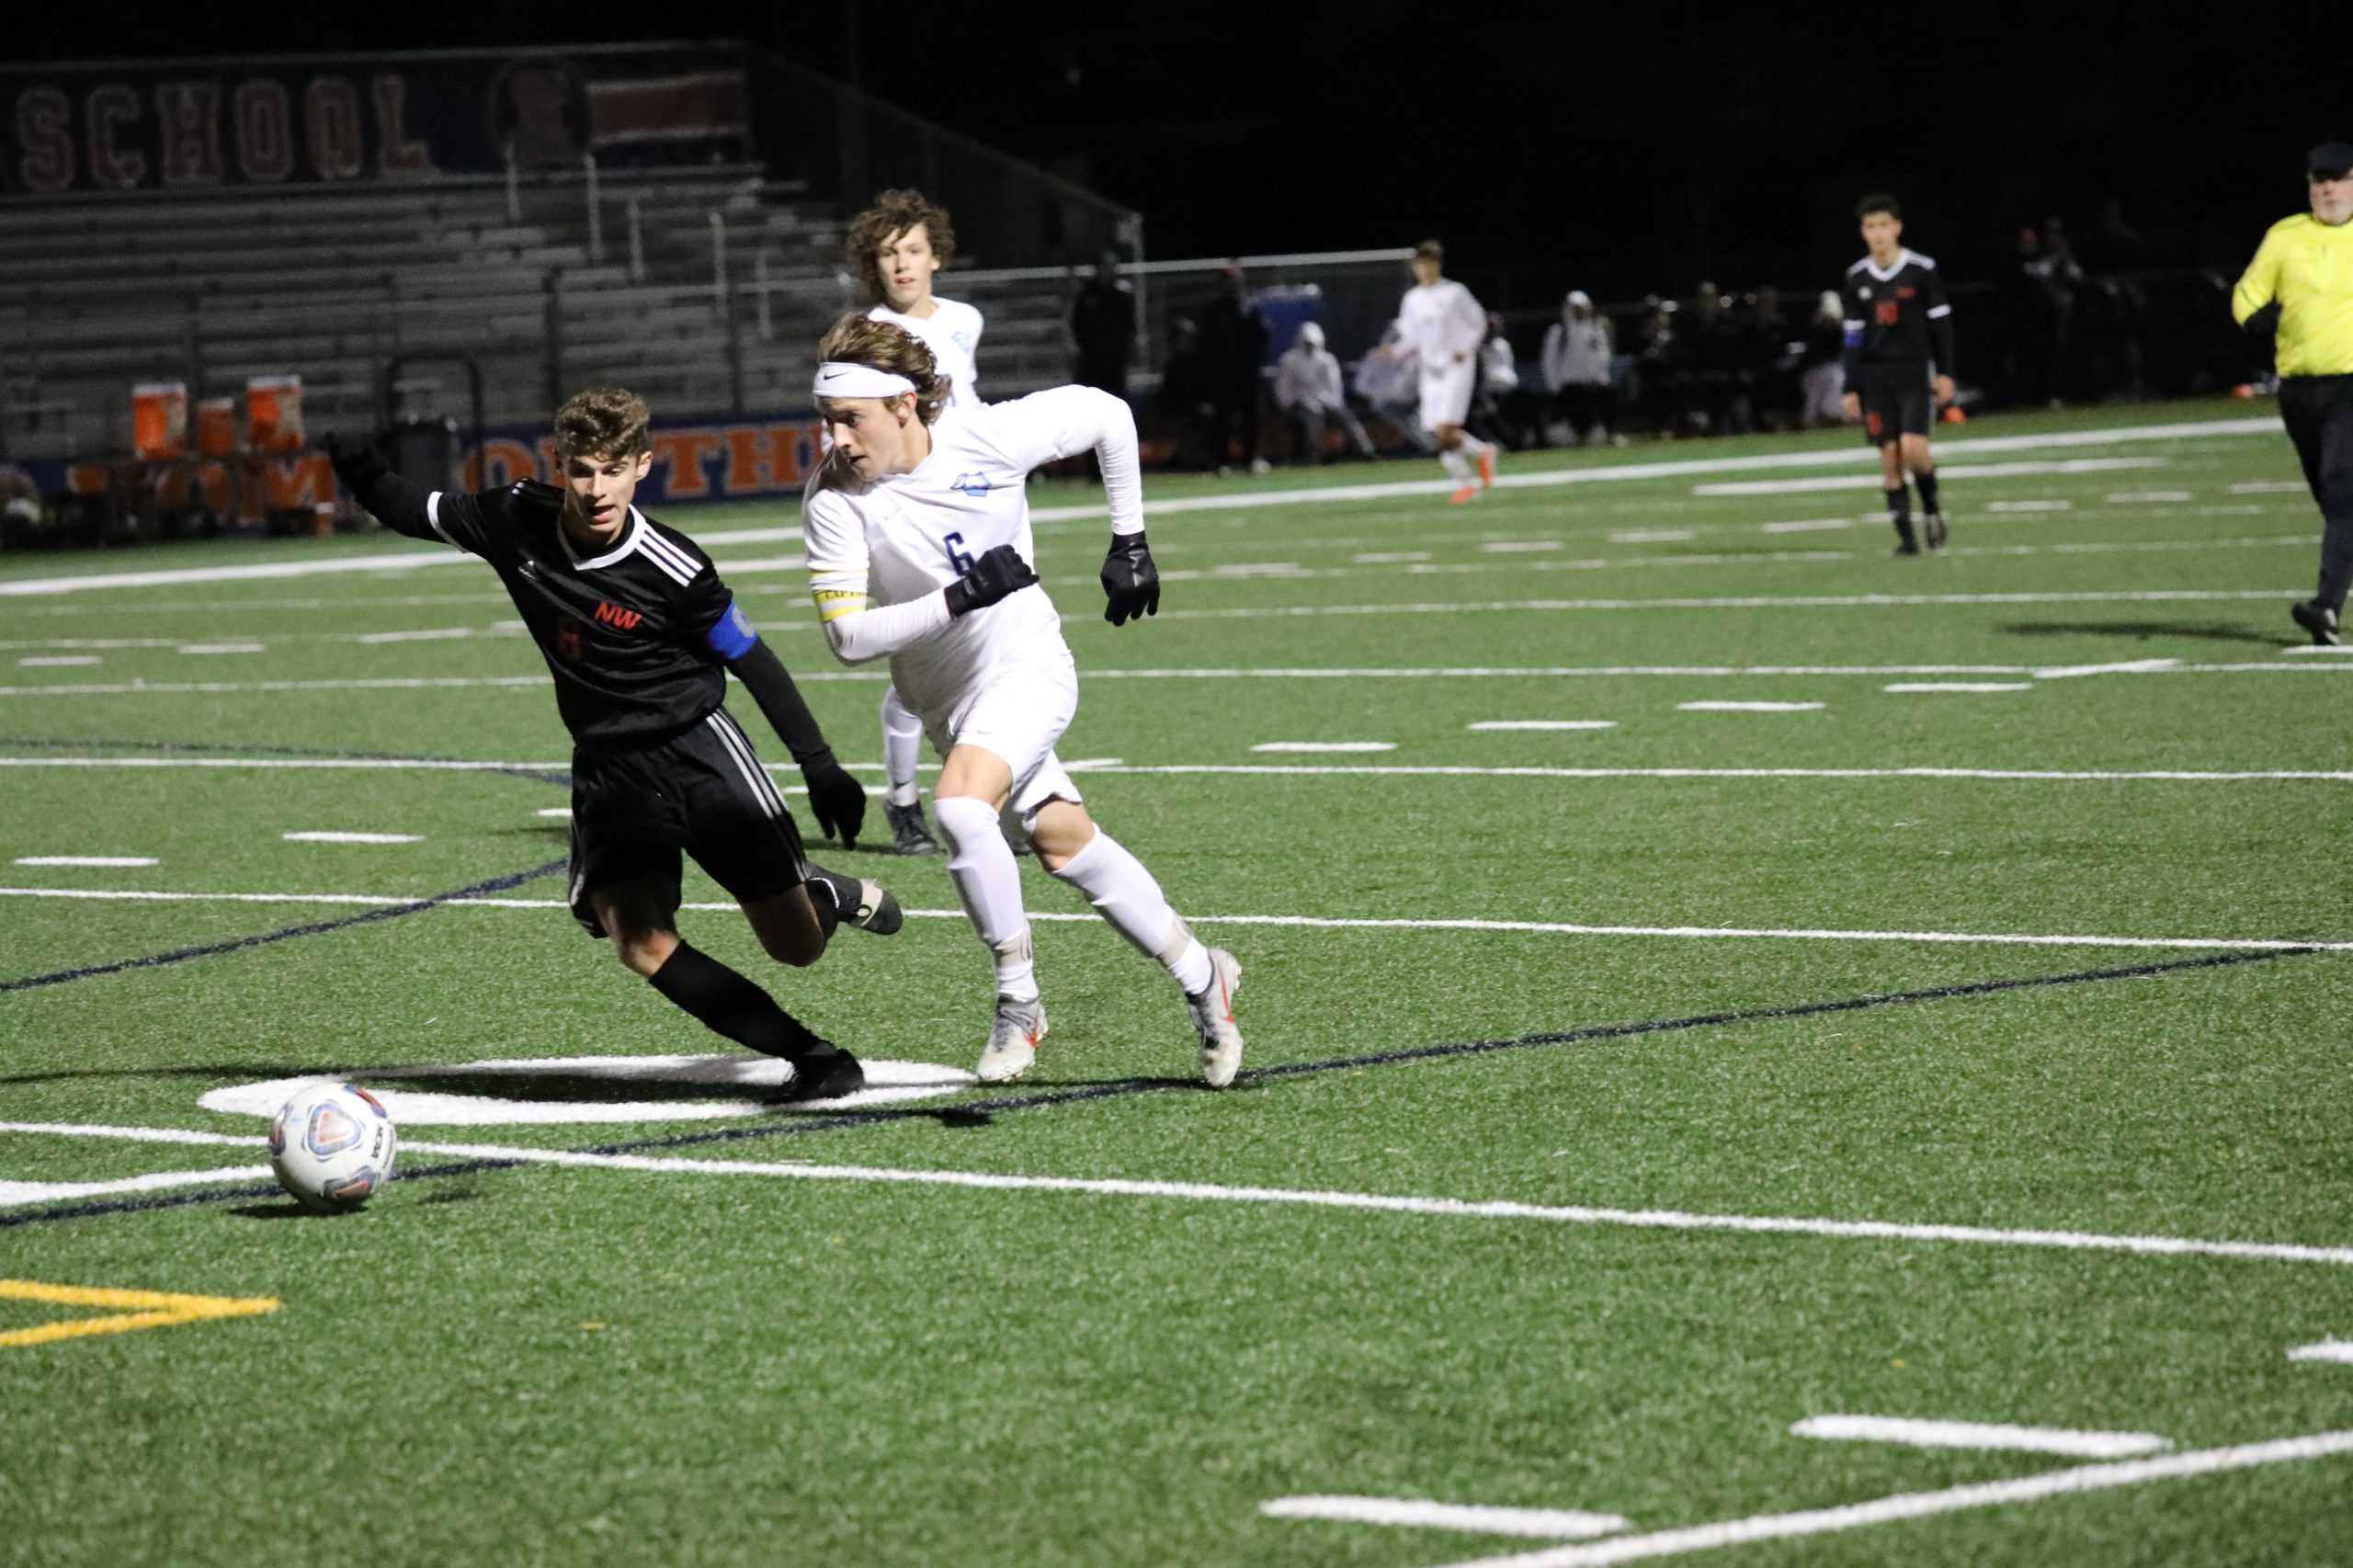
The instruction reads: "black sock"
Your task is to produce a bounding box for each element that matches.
[1885,486,1914,540]
[647,941,824,1059]
[1915,470,1940,515]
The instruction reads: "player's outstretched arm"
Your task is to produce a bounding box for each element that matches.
[325,433,556,552]
[728,640,866,847]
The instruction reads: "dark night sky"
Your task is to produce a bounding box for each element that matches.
[17,2,2346,302]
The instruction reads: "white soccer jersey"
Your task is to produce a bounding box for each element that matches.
[801,385,1142,718]
[868,297,984,406]
[1396,278,1485,370]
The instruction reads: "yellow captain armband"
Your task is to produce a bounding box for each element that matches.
[811,587,868,624]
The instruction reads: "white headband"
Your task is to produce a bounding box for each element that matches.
[813,362,918,400]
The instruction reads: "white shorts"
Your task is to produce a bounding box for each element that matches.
[923,655,1085,828]
[1418,359,1475,429]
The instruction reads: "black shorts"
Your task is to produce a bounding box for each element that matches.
[566,708,809,937]
[1857,362,1933,446]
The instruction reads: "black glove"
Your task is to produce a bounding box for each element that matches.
[801,754,867,848]
[322,431,386,491]
[942,544,1038,617]
[1100,530,1159,626]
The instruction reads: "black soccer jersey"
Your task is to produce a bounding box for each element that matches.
[1840,249,1957,379]
[417,483,760,751]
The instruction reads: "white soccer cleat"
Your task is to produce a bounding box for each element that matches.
[1187,948,1245,1089]
[976,994,1048,1084]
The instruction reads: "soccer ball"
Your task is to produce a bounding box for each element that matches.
[267,1082,397,1212]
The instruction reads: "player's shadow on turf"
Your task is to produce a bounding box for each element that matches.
[1998,619,2279,646]
[0,1062,324,1086]
[383,1071,767,1104]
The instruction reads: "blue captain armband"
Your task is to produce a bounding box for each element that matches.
[705,597,760,660]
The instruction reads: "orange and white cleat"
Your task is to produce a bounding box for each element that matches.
[976,994,1048,1083]
[1477,448,1497,488]
[1186,948,1245,1088]
[1449,484,1479,506]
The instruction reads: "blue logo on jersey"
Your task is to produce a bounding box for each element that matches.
[949,472,993,497]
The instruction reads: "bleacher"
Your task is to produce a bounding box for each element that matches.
[0,165,848,457]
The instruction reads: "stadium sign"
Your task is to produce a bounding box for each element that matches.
[1,45,748,195]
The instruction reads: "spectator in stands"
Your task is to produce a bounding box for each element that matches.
[1352,324,1434,453]
[1157,317,1216,471]
[1199,266,1271,474]
[1274,323,1374,464]
[1541,290,1616,446]
[1472,312,1536,449]
[1745,285,1801,430]
[1799,290,1849,426]
[1634,301,1687,437]
[1071,249,1136,403]
[1682,281,1748,435]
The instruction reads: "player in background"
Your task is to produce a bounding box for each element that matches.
[801,315,1245,1090]
[2232,140,2353,645]
[848,189,984,855]
[327,388,897,1103]
[1840,195,1958,555]
[1395,239,1497,504]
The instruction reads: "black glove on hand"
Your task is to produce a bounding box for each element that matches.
[1100,530,1159,626]
[942,544,1039,617]
[801,754,868,848]
[322,431,386,491]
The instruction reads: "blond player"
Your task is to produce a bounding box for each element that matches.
[800,314,1244,1088]
[847,189,986,853]
[1396,239,1496,502]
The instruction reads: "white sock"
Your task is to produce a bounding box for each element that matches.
[879,687,924,806]
[1050,828,1214,994]
[1439,447,1472,484]
[934,794,1037,1001]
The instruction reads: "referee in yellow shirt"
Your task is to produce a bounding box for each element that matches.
[2234,139,2353,644]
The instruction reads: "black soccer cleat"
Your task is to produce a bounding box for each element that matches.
[806,863,904,936]
[2290,599,2342,646]
[769,1044,865,1104]
[1892,538,1922,557]
[1923,511,1949,551]
[885,800,941,855]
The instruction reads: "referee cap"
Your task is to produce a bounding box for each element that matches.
[2311,141,2353,178]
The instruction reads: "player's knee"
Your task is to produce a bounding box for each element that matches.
[760,926,824,968]
[611,925,679,978]
[933,793,999,855]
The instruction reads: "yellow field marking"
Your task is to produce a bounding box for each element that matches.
[0,1279,278,1348]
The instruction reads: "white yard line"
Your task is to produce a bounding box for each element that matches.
[1250,741,1397,753]
[1984,500,2074,513]
[7,756,2353,786]
[2286,1341,2353,1365]
[1677,701,1824,712]
[1882,683,2034,694]
[1790,1415,2169,1458]
[0,1166,275,1206]
[17,655,101,667]
[281,832,423,845]
[1422,1431,2353,1568]
[0,419,2283,598]
[1693,457,2165,496]
[1262,1497,1629,1540]
[13,1119,2353,1272]
[1468,722,1619,732]
[14,855,156,867]
[2,884,2347,953]
[354,627,479,644]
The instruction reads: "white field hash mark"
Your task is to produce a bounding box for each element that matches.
[13,1122,2353,1270]
[1262,1497,1628,1540]
[1421,1432,2353,1568]
[2287,1341,2353,1365]
[1791,1415,2169,1458]
[6,885,2349,954]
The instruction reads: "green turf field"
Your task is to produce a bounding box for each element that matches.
[4,398,2351,1566]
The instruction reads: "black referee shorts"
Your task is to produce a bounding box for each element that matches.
[1858,362,1933,447]
[566,708,810,938]
[2279,373,2353,517]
